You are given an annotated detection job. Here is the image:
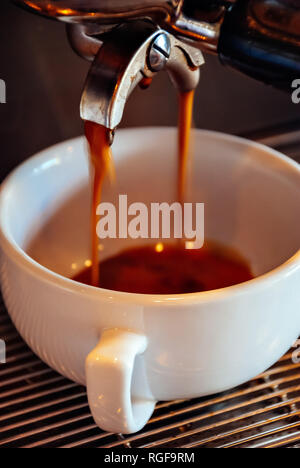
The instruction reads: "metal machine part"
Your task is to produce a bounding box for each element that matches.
[15,1,300,68]
[14,0,300,130]
[14,0,182,22]
[79,21,204,130]
[219,0,300,91]
[15,1,213,135]
[15,0,226,51]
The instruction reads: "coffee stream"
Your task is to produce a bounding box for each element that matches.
[76,91,254,294]
[178,91,195,204]
[84,121,115,287]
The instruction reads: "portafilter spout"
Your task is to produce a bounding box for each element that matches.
[74,21,204,131]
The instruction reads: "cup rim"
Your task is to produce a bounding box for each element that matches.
[0,127,299,307]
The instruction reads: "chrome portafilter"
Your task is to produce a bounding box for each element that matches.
[70,21,204,132]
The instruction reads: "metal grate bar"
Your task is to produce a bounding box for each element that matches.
[263,433,300,448]
[24,424,110,448]
[0,410,93,448]
[0,359,42,377]
[5,351,37,364]
[180,410,300,449]
[0,382,80,411]
[218,421,300,448]
[0,368,57,388]
[60,432,117,449]
[5,342,29,354]
[0,375,65,400]
[0,390,87,425]
[257,363,300,378]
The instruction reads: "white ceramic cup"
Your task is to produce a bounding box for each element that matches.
[0,128,299,434]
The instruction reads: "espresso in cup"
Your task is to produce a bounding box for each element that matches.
[81,90,254,294]
[73,242,254,294]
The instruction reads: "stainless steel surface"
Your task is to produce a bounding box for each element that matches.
[0,129,299,448]
[67,24,103,62]
[248,0,300,47]
[173,15,220,53]
[15,0,223,52]
[148,33,171,72]
[80,21,204,129]
[14,0,181,23]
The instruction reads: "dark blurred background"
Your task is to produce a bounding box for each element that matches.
[1,0,300,182]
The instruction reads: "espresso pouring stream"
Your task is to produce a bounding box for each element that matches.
[81,91,254,293]
[84,90,195,287]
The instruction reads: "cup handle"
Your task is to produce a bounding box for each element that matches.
[86,328,156,434]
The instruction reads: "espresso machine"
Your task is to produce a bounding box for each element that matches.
[14,0,300,133]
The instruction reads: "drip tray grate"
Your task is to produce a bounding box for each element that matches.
[0,296,300,448]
